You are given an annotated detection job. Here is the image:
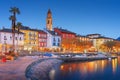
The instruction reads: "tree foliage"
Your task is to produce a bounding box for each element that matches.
[61,38,92,52]
[100,41,116,52]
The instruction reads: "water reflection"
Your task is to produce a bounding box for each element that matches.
[54,57,120,80]
[49,69,56,80]
[112,58,117,73]
[60,58,118,76]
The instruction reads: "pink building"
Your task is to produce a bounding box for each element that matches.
[38,30,47,51]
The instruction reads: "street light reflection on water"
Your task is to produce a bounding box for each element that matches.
[49,68,56,80]
[54,57,120,80]
[59,58,118,76]
[112,58,117,73]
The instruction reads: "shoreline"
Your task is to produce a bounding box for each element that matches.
[25,56,117,80]
[25,58,63,80]
[0,55,117,80]
[59,56,117,62]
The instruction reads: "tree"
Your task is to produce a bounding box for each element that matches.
[9,7,20,52]
[102,41,116,53]
[9,15,15,32]
[9,7,20,31]
[114,41,120,52]
[16,22,22,34]
[16,22,22,53]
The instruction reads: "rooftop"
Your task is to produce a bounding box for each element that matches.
[76,34,89,38]
[20,26,46,33]
[86,33,101,36]
[0,28,24,34]
[54,27,76,34]
[94,36,113,40]
[47,30,59,36]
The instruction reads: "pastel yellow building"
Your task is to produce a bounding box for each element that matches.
[20,26,39,51]
[92,37,113,52]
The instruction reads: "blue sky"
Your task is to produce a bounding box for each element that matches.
[0,0,120,39]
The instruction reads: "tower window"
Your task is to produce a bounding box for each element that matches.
[48,20,49,24]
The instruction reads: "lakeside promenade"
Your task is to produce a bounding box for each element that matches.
[0,53,118,80]
[0,56,39,80]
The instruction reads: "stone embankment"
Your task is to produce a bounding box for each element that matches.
[60,56,117,62]
[25,58,62,80]
[25,55,117,80]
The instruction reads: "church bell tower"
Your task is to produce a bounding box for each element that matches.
[46,9,52,31]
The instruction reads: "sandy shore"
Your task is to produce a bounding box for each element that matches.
[0,56,39,80]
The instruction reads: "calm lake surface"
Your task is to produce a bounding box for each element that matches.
[51,57,120,80]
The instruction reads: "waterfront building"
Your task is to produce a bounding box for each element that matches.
[92,36,113,52]
[44,9,61,52]
[45,30,61,52]
[76,35,90,42]
[54,27,76,52]
[0,28,24,53]
[19,26,38,51]
[38,30,47,51]
[46,9,52,31]
[87,33,101,38]
[87,33,114,52]
[76,35,93,52]
[54,28,76,39]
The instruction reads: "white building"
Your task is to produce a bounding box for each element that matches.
[0,28,24,53]
[87,34,114,52]
[93,37,113,51]
[87,34,101,38]
[45,30,61,51]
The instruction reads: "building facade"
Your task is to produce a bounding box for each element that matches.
[87,33,114,52]
[46,9,52,31]
[54,28,76,39]
[0,28,24,53]
[38,30,47,51]
[20,26,38,51]
[77,35,90,42]
[87,34,101,39]
[54,28,76,52]
[45,30,61,52]
[93,37,113,52]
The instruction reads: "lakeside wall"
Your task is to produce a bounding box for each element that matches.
[25,56,117,80]
[25,58,63,80]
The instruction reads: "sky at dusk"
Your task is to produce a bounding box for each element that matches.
[0,0,120,39]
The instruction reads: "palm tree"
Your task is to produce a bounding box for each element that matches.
[16,22,22,34]
[9,7,20,32]
[16,22,22,53]
[9,15,15,32]
[9,7,20,52]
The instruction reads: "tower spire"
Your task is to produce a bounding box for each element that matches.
[46,9,52,31]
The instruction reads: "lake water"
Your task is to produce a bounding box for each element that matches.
[51,57,120,80]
